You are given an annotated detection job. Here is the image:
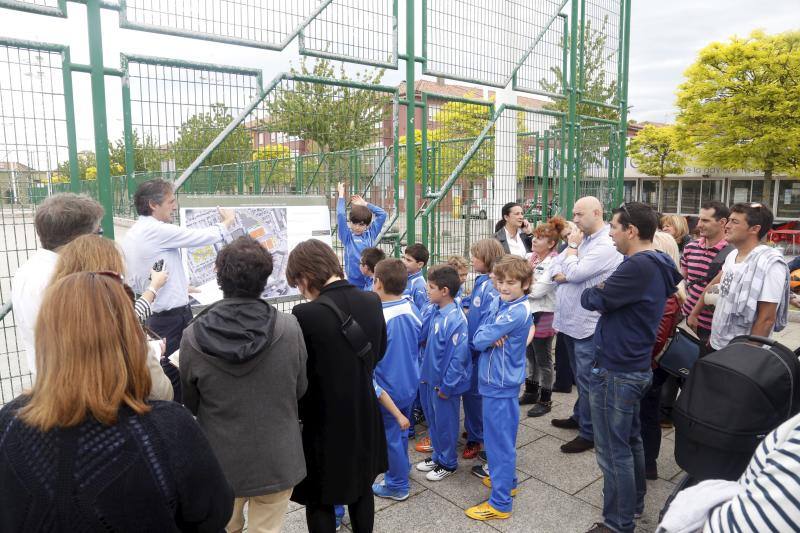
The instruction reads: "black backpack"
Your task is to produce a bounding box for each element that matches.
[673,335,800,482]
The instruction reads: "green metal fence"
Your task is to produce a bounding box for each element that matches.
[0,0,631,403]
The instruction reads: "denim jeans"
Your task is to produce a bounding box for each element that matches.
[639,367,668,471]
[589,366,652,533]
[564,334,596,442]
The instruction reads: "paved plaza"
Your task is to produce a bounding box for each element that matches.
[281,324,800,533]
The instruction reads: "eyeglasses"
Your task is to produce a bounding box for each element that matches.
[94,226,104,236]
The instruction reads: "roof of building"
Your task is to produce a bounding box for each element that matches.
[0,162,34,171]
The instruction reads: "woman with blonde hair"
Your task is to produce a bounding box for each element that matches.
[660,214,691,253]
[51,234,174,400]
[0,272,233,530]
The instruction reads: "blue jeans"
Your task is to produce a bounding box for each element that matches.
[381,402,412,493]
[564,334,596,442]
[589,366,652,533]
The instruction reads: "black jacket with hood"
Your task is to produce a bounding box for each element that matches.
[179,298,308,497]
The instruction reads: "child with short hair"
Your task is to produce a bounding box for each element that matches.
[402,243,430,311]
[446,255,470,307]
[462,239,506,461]
[359,247,386,292]
[336,182,387,290]
[370,258,422,501]
[466,255,533,521]
[415,265,471,482]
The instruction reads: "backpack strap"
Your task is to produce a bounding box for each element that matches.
[704,244,734,284]
[316,295,374,362]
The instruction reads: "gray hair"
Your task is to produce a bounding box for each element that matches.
[133,178,173,216]
[35,193,104,251]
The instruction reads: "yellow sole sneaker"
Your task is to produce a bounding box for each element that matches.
[481,476,519,496]
[465,502,511,521]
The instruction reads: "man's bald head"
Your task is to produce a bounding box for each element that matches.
[572,196,605,234]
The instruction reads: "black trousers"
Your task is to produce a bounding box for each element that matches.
[640,367,669,470]
[146,305,192,404]
[306,492,374,533]
[553,332,574,391]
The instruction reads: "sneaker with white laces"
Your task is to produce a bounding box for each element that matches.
[416,457,437,472]
[426,464,455,481]
[471,463,490,479]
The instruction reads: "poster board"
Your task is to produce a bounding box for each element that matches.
[179,195,331,306]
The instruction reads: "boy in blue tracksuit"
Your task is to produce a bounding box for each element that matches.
[402,243,430,310]
[336,182,387,290]
[369,258,422,501]
[359,247,385,292]
[415,265,471,482]
[466,255,534,521]
[463,239,506,461]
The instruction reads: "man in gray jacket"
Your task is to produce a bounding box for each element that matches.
[180,236,308,533]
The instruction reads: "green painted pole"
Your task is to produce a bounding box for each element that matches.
[86,0,114,238]
[543,130,551,219]
[405,0,416,244]
[565,0,579,217]
[121,56,135,207]
[615,0,632,207]
[60,49,80,193]
[420,94,428,255]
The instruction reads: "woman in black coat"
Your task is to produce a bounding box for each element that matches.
[493,201,534,256]
[286,239,388,533]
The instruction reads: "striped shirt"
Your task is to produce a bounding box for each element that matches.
[680,237,729,330]
[705,411,800,532]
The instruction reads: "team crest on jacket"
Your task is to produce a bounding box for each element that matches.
[434,323,440,334]
[473,296,481,307]
[452,333,460,345]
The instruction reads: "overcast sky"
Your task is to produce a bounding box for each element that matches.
[1,0,799,154]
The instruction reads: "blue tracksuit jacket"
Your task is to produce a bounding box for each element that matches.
[375,298,422,408]
[474,295,532,398]
[403,271,428,310]
[420,302,471,398]
[336,198,387,289]
[466,274,500,355]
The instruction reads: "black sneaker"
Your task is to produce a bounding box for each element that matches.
[527,401,552,418]
[413,408,426,426]
[477,450,488,463]
[470,463,490,479]
[551,417,579,430]
[560,436,594,454]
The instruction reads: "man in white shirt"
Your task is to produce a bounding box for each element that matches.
[11,193,105,378]
[122,179,235,402]
[690,202,789,351]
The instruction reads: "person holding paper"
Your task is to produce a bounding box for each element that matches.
[122,178,235,403]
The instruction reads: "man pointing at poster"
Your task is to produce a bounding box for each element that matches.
[123,178,235,400]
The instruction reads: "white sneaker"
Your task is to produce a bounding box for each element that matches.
[416,457,437,472]
[426,464,455,481]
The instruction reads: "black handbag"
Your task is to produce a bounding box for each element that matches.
[316,295,374,361]
[656,327,705,378]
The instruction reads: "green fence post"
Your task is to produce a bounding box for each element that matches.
[237,164,244,194]
[543,130,550,220]
[60,48,80,193]
[616,0,632,207]
[405,0,416,244]
[121,55,135,211]
[86,0,114,238]
[565,0,579,218]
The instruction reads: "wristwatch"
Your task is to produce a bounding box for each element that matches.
[145,285,159,296]
[568,242,579,249]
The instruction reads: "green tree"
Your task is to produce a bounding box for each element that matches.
[252,145,293,191]
[629,124,686,209]
[676,30,800,204]
[56,150,96,181]
[109,130,163,175]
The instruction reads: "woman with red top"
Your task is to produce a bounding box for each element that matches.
[520,217,566,417]
[639,231,686,480]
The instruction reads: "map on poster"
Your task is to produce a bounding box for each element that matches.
[180,204,331,305]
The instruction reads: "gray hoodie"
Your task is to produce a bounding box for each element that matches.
[180,298,308,497]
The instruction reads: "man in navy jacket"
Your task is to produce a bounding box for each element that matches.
[580,202,681,533]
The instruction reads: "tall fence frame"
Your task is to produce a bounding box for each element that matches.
[0,0,631,403]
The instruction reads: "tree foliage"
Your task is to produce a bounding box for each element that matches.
[109,130,163,175]
[266,57,390,154]
[252,144,293,189]
[55,151,96,181]
[629,124,685,178]
[676,30,800,185]
[172,103,252,170]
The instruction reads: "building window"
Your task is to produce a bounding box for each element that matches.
[730,179,751,203]
[642,180,659,209]
[777,179,800,219]
[623,180,637,203]
[701,180,724,204]
[681,180,701,214]
[751,180,764,204]
[663,181,679,213]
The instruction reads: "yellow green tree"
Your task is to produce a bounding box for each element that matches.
[252,145,292,191]
[629,124,686,209]
[676,30,800,204]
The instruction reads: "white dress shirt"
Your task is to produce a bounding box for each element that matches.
[11,248,59,377]
[121,216,227,313]
[506,228,528,258]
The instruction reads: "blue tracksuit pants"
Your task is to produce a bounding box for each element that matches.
[381,402,412,492]
[420,382,460,470]
[462,357,483,443]
[483,396,520,513]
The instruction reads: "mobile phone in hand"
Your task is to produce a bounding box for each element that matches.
[152,259,164,272]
